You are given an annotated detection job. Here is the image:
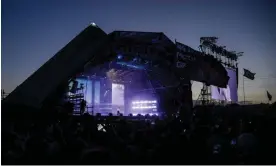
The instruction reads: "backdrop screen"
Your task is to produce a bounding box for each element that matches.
[112,83,125,113]
[211,68,238,102]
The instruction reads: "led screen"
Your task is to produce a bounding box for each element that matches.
[112,83,125,114]
[131,100,158,115]
[94,81,100,104]
[211,68,238,102]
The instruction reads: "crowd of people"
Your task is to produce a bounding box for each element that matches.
[2,102,276,164]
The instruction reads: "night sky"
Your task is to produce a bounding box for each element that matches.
[2,0,276,103]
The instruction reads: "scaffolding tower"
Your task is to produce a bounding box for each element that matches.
[67,82,85,115]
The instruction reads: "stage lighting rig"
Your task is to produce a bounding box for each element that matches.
[199,37,243,68]
[200,37,218,44]
[236,52,244,58]
[199,37,219,55]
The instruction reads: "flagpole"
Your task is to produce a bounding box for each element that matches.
[243,75,245,104]
[267,91,269,104]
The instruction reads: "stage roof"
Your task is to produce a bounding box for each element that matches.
[4,24,228,109]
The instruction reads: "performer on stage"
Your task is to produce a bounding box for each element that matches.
[117,107,121,116]
[91,106,94,116]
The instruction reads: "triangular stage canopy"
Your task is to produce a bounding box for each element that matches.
[4,24,228,109]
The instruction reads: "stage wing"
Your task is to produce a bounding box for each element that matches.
[4,24,110,108]
[175,42,229,88]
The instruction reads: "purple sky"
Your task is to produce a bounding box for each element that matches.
[2,0,276,102]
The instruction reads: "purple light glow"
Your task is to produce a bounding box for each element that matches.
[131,100,158,116]
[132,106,157,109]
[132,100,157,104]
[132,113,159,116]
[112,83,125,114]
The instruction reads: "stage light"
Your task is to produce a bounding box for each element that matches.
[132,100,157,105]
[117,54,123,59]
[149,113,158,116]
[131,105,157,110]
[131,113,158,117]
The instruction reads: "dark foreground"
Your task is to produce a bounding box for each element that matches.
[2,103,276,165]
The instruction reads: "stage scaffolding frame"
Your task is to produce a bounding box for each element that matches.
[196,37,242,106]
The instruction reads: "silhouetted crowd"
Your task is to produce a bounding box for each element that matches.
[2,103,276,164]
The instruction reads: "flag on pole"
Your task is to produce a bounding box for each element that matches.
[267,91,272,101]
[243,69,255,80]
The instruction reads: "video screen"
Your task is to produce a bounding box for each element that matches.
[211,68,238,102]
[131,100,158,116]
[111,83,125,114]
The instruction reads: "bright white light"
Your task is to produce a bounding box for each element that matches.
[132,105,157,110]
[132,100,157,105]
[91,22,97,26]
[131,113,158,117]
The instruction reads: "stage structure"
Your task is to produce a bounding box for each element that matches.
[3,23,229,121]
[1,89,9,100]
[196,37,242,105]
